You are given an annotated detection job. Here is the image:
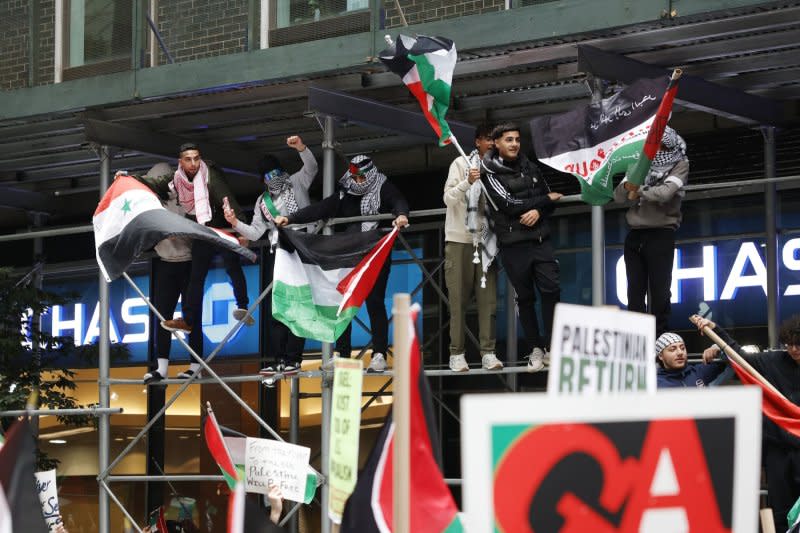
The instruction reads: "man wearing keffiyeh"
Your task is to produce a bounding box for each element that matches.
[136,143,251,379]
[443,124,499,372]
[614,126,690,336]
[275,154,409,373]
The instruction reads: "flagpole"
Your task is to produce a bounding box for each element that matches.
[392,293,411,533]
[448,134,499,212]
[689,316,785,399]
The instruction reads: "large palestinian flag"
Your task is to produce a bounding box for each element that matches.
[379,35,456,146]
[531,75,678,205]
[0,419,49,533]
[340,304,463,533]
[93,175,256,281]
[272,227,398,343]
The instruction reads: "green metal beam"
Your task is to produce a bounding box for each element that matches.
[0,0,780,121]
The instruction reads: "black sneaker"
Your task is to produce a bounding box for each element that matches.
[143,370,165,384]
[281,362,300,375]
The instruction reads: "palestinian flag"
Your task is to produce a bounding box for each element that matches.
[379,35,456,146]
[727,357,800,439]
[93,175,256,281]
[531,74,678,205]
[0,419,49,533]
[227,481,284,533]
[272,227,399,343]
[204,403,239,490]
[340,304,463,533]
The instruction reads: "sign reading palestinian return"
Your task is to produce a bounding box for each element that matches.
[461,387,762,533]
[244,437,311,503]
[547,303,657,395]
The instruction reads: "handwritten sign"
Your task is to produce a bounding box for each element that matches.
[547,303,656,395]
[244,437,310,503]
[328,357,363,523]
[35,469,62,531]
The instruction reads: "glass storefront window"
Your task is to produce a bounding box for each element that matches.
[66,0,132,68]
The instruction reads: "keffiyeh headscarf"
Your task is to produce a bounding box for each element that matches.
[464,150,498,288]
[339,155,387,232]
[646,126,687,186]
[171,160,212,225]
[265,169,299,216]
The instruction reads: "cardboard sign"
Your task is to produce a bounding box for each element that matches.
[461,387,762,533]
[34,469,62,531]
[328,357,363,523]
[244,437,311,503]
[547,303,657,395]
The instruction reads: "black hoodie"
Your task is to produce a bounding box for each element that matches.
[480,149,556,245]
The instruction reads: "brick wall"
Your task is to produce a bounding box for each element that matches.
[157,0,251,64]
[383,0,505,29]
[38,0,55,86]
[0,0,29,91]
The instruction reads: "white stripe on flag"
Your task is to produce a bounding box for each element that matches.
[336,227,398,317]
[274,247,350,307]
[0,487,11,533]
[92,189,162,246]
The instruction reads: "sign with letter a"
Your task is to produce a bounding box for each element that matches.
[461,388,762,532]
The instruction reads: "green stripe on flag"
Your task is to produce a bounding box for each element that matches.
[272,281,360,343]
[575,141,646,205]
[443,514,465,533]
[304,472,318,504]
[408,53,452,145]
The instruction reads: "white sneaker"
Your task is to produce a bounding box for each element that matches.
[367,353,388,373]
[449,354,469,372]
[527,348,545,373]
[481,353,503,370]
[232,308,255,326]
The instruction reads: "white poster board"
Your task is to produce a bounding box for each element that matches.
[547,303,657,395]
[244,437,311,503]
[461,387,762,533]
[34,469,62,531]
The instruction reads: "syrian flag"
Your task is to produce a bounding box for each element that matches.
[204,402,239,490]
[272,227,399,343]
[379,35,456,146]
[531,74,679,205]
[93,175,256,281]
[340,304,463,533]
[727,357,800,439]
[227,481,285,533]
[0,419,49,533]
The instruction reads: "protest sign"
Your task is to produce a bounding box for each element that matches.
[34,469,62,531]
[461,387,761,533]
[244,437,311,503]
[328,357,363,523]
[547,303,656,395]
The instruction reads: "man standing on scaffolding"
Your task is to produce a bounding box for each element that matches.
[274,155,409,373]
[443,124,500,372]
[136,143,251,379]
[224,135,318,382]
[480,123,563,372]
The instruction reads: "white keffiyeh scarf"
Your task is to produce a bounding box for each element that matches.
[171,161,212,225]
[464,150,498,288]
[646,126,688,187]
[340,155,387,232]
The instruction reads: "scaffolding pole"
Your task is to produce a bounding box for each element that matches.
[764,126,779,348]
[98,145,111,533]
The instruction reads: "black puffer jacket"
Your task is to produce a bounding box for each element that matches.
[480,150,556,245]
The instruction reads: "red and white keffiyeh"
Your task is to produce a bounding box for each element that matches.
[172,161,213,225]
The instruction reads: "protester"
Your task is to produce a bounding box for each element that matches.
[655,331,728,388]
[614,126,689,336]
[480,123,562,372]
[136,143,251,379]
[224,135,318,380]
[275,155,409,372]
[140,163,194,384]
[443,124,499,372]
[695,314,800,533]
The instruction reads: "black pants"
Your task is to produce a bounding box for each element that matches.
[336,261,391,357]
[151,259,191,359]
[499,239,560,351]
[183,240,249,355]
[624,228,675,336]
[263,250,305,365]
[765,444,800,533]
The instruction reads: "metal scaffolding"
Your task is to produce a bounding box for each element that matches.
[0,121,795,531]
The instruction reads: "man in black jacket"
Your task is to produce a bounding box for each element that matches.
[275,155,409,372]
[481,123,563,372]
